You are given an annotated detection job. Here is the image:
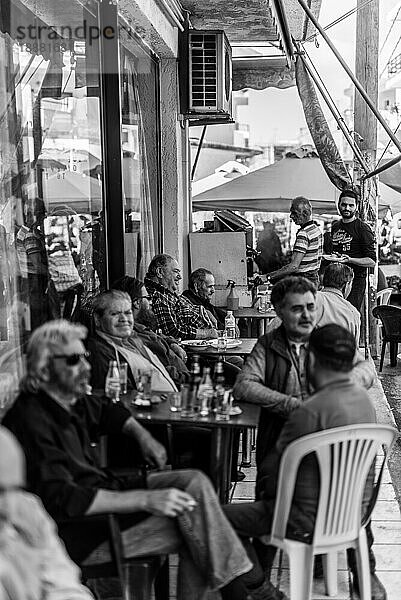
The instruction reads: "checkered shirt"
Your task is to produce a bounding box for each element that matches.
[144,277,211,340]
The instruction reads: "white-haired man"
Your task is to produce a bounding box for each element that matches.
[144,254,218,340]
[0,426,94,600]
[3,320,288,600]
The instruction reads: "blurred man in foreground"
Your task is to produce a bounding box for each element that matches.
[0,426,94,600]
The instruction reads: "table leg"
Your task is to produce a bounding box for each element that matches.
[258,319,265,337]
[210,427,233,503]
[241,428,252,468]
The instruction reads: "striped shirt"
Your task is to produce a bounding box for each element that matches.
[293,221,323,274]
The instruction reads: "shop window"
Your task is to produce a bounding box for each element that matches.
[0,0,105,408]
[119,30,161,279]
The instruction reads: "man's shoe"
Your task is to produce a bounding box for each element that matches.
[352,572,387,600]
[313,554,324,578]
[247,578,289,600]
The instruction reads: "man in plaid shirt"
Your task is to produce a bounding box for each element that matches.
[145,254,218,340]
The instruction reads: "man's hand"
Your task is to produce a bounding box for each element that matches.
[145,488,197,517]
[170,343,187,362]
[137,432,167,468]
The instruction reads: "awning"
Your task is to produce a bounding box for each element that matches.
[192,156,396,216]
[233,56,295,91]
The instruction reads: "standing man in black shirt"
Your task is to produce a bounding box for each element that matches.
[330,189,376,310]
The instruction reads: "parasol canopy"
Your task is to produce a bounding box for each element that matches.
[192,155,398,216]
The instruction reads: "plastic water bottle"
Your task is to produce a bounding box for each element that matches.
[225,311,236,339]
[105,360,121,402]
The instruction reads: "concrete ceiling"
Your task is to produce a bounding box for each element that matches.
[181,0,322,45]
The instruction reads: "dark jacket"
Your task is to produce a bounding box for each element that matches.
[259,327,294,463]
[182,289,226,330]
[233,325,297,467]
[87,331,187,391]
[133,323,189,379]
[257,380,376,542]
[3,390,146,562]
[86,333,136,392]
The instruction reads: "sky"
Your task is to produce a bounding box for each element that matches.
[249,0,401,147]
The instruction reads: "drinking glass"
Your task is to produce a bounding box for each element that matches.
[181,384,196,417]
[258,294,267,313]
[169,391,182,412]
[217,329,227,351]
[216,389,233,421]
[199,389,214,417]
[119,363,128,395]
[135,369,153,403]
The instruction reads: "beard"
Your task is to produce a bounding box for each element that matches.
[136,305,159,331]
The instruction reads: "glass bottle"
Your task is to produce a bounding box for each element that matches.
[213,359,226,413]
[105,360,121,403]
[197,367,214,416]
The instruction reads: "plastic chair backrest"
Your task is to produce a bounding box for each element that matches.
[372,304,401,337]
[270,424,396,548]
[376,288,393,306]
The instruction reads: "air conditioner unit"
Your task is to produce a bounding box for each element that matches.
[182,30,232,119]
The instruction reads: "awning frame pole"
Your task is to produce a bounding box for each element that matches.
[191,125,207,181]
[362,153,401,180]
[295,0,401,156]
[297,51,370,176]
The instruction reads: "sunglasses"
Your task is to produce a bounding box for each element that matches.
[53,351,90,366]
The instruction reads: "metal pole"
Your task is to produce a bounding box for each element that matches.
[362,153,401,180]
[191,125,207,181]
[298,52,370,175]
[296,0,401,154]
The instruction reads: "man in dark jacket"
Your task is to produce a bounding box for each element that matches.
[233,277,381,599]
[112,275,188,376]
[233,277,374,467]
[182,268,226,330]
[87,290,186,391]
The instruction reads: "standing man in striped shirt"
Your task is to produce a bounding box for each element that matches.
[268,196,323,288]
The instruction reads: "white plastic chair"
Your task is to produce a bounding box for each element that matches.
[376,287,393,306]
[375,287,394,355]
[260,424,397,600]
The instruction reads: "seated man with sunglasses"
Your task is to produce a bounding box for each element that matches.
[3,319,285,600]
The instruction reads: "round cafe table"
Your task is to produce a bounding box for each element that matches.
[124,393,260,504]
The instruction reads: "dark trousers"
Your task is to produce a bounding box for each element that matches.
[223,501,377,580]
[347,277,366,311]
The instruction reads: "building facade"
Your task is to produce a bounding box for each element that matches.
[0,0,320,404]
